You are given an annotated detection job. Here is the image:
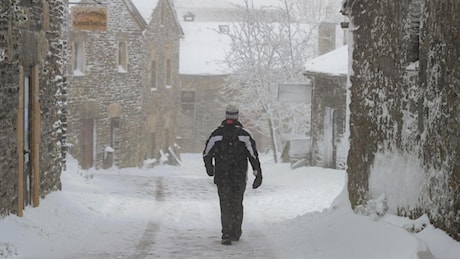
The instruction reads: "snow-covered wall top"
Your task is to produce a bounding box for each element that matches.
[304,45,348,76]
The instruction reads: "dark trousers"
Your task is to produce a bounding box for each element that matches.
[217,181,246,239]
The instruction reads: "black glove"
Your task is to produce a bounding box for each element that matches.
[252,169,262,189]
[206,165,214,177]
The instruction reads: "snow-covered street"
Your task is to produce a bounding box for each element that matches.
[66,153,344,258]
[1,153,460,258]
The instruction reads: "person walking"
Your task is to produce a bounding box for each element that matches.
[203,104,263,245]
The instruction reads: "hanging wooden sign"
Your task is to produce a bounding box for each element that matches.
[71,6,108,31]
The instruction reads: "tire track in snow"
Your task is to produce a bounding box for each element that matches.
[131,177,165,258]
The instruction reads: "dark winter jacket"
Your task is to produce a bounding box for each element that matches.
[203,119,261,186]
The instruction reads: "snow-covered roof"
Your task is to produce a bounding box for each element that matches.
[175,8,242,22]
[175,0,287,75]
[304,45,348,76]
[179,22,231,75]
[174,0,284,9]
[131,0,160,23]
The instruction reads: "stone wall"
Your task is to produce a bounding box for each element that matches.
[0,1,22,216]
[0,0,66,216]
[343,0,460,240]
[39,0,68,195]
[345,0,407,208]
[417,0,460,240]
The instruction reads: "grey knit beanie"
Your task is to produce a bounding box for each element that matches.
[225,104,239,120]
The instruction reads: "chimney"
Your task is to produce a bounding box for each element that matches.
[318,21,336,55]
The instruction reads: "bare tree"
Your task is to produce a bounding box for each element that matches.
[222,0,324,162]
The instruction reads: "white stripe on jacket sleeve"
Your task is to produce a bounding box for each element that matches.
[238,136,256,159]
[203,135,223,157]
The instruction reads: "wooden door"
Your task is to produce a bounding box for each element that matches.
[323,107,338,169]
[331,110,338,169]
[323,107,334,168]
[80,119,94,169]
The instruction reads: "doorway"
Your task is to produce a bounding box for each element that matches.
[80,119,95,169]
[323,107,338,168]
[23,75,32,206]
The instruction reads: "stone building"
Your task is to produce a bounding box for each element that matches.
[140,0,183,164]
[342,0,460,240]
[0,0,67,216]
[304,45,348,169]
[174,3,229,152]
[66,0,149,169]
[66,0,183,169]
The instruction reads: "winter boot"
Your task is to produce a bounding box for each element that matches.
[221,234,232,245]
[231,236,240,242]
[231,230,242,241]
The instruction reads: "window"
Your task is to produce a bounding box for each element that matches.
[160,5,165,25]
[183,12,195,22]
[73,41,85,75]
[181,90,195,115]
[118,41,128,72]
[166,59,172,86]
[151,60,157,88]
[110,117,120,148]
[110,117,120,166]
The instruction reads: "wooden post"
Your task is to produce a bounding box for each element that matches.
[17,66,24,217]
[31,65,40,208]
